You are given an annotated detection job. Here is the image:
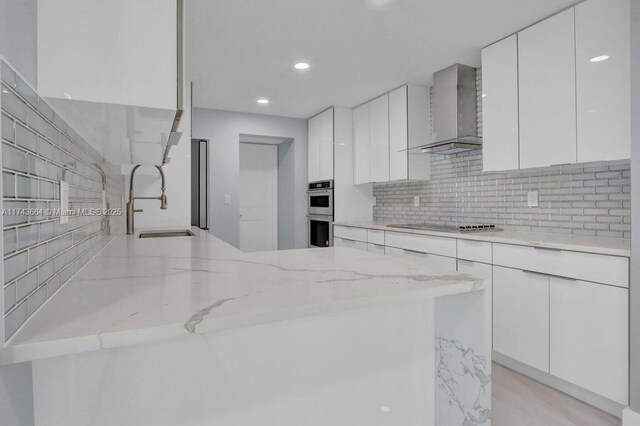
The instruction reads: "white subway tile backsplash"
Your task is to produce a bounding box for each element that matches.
[4,251,28,283]
[5,301,27,339]
[16,270,38,302]
[1,59,125,341]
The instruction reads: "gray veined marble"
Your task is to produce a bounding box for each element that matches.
[184,298,238,333]
[436,337,491,425]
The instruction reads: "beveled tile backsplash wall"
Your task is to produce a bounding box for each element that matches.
[0,60,125,342]
[373,68,631,239]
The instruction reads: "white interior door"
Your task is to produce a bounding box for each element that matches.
[239,143,278,252]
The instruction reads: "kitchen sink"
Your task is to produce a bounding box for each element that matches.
[138,230,194,238]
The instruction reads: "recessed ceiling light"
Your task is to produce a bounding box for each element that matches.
[257,98,270,104]
[294,62,310,70]
[590,55,609,62]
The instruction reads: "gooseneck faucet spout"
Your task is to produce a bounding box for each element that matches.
[126,165,168,235]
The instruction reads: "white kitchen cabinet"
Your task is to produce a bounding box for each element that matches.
[389,85,431,181]
[550,277,628,404]
[308,108,334,182]
[575,0,630,162]
[37,0,182,166]
[481,35,520,172]
[333,225,367,242]
[493,266,549,372]
[457,260,492,283]
[493,243,629,288]
[333,237,367,251]
[385,231,457,258]
[369,94,389,182]
[384,247,456,272]
[353,103,370,184]
[518,8,576,169]
[354,85,430,184]
[367,243,385,255]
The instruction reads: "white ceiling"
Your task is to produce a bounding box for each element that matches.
[186,0,577,119]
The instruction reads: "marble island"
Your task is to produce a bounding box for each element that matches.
[2,228,491,426]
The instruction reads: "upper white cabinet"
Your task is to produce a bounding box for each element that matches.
[481,35,519,172]
[550,277,628,405]
[575,0,630,162]
[482,0,630,172]
[308,108,334,182]
[518,8,576,169]
[37,0,182,166]
[353,103,371,184]
[389,86,431,181]
[354,85,430,184]
[369,95,390,182]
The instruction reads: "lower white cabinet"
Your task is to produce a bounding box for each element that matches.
[457,260,492,282]
[493,266,550,372]
[333,237,367,251]
[385,247,456,271]
[367,243,385,255]
[550,277,628,404]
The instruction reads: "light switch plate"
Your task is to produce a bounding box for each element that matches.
[224,194,231,205]
[527,191,539,207]
[60,181,69,224]
[413,196,420,207]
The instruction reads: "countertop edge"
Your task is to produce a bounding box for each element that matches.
[334,222,631,257]
[0,277,487,366]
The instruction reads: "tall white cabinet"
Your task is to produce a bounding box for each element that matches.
[308,108,334,182]
[369,95,390,182]
[353,85,430,184]
[481,0,630,172]
[575,0,630,162]
[481,35,519,172]
[518,8,576,169]
[353,103,371,184]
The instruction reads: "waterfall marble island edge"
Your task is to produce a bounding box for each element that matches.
[2,228,491,426]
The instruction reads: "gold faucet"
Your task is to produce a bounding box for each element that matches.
[126,165,167,235]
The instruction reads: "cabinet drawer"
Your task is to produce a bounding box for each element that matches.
[385,246,456,272]
[457,259,492,281]
[367,229,385,245]
[334,237,367,251]
[367,243,385,255]
[333,226,367,243]
[385,231,456,258]
[493,243,628,288]
[457,239,492,263]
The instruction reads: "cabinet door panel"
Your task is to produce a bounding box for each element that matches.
[493,266,549,372]
[353,103,370,184]
[482,34,519,171]
[389,86,408,181]
[307,114,320,182]
[518,8,576,168]
[369,95,389,182]
[550,278,628,404]
[318,108,334,181]
[576,0,630,162]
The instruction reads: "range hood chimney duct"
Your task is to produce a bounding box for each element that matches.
[420,64,481,155]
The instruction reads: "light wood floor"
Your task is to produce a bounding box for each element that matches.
[492,363,621,426]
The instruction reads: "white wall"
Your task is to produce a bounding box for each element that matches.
[192,108,308,250]
[125,85,191,230]
[0,0,37,88]
[0,362,34,425]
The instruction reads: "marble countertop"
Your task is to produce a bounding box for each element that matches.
[334,222,631,257]
[0,228,486,365]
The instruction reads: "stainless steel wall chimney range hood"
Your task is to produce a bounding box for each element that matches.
[419,64,481,155]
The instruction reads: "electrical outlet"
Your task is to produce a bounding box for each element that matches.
[60,181,69,224]
[224,195,231,205]
[372,196,377,206]
[413,196,420,207]
[527,191,539,207]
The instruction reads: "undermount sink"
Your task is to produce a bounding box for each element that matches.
[138,230,194,238]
